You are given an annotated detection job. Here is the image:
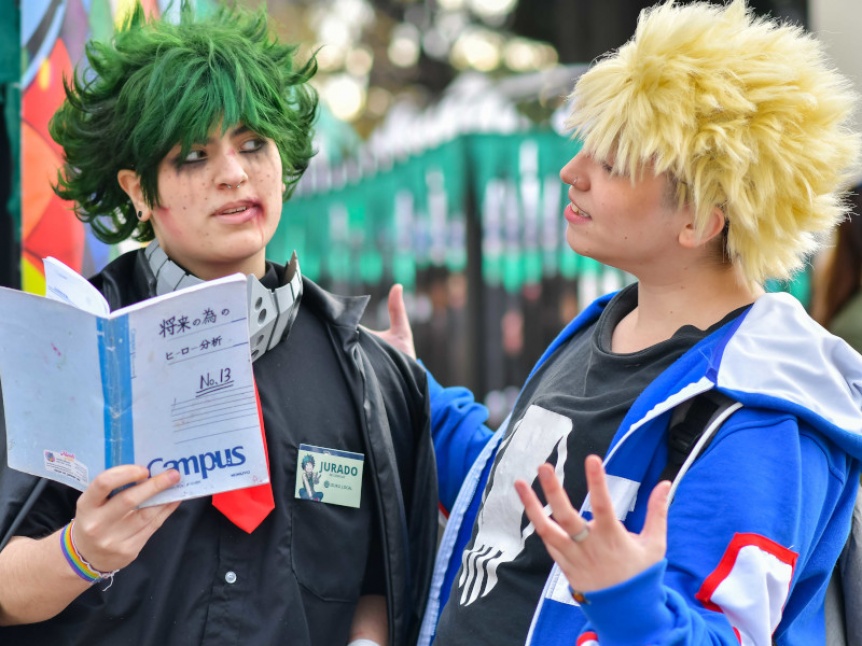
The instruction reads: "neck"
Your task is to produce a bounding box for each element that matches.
[186,255,267,281]
[611,262,761,353]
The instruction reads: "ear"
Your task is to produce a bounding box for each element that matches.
[679,206,725,250]
[117,169,150,222]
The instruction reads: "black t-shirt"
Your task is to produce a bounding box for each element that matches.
[1,263,385,646]
[435,284,746,645]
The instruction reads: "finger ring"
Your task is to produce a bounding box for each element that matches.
[570,525,590,543]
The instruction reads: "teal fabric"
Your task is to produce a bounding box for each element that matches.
[0,1,20,244]
[3,85,21,244]
[0,1,18,85]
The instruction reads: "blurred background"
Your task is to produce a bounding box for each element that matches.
[1,0,857,426]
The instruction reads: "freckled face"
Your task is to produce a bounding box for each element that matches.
[149,125,283,280]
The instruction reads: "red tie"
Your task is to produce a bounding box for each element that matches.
[211,379,275,532]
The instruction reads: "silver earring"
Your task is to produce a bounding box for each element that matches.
[225,184,233,189]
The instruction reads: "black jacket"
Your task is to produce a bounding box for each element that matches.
[0,250,437,645]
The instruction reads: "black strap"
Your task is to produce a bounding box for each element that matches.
[0,478,46,552]
[660,390,737,483]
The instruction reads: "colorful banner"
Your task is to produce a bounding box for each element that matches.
[20,0,183,294]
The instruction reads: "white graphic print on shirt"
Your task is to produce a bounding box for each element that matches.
[458,405,571,605]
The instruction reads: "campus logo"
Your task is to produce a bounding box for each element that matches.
[148,446,247,480]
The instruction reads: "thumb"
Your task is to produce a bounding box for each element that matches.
[374,284,415,359]
[363,285,416,358]
[387,284,410,332]
[640,480,671,549]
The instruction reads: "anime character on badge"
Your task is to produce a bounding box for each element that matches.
[299,454,323,502]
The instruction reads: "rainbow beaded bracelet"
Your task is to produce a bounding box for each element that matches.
[60,521,118,585]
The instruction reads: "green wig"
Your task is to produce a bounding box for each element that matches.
[567,0,861,284]
[49,1,318,244]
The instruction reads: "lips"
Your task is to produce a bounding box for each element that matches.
[564,202,591,224]
[572,203,590,218]
[213,200,262,224]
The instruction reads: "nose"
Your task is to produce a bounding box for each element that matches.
[216,150,249,190]
[560,152,587,191]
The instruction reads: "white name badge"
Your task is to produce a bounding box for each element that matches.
[295,443,364,508]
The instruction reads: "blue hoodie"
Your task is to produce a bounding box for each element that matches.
[419,291,862,645]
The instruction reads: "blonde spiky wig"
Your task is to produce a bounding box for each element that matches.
[566,0,861,284]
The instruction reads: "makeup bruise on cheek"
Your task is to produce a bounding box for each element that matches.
[153,205,188,238]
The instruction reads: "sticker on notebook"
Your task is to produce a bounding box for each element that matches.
[44,450,89,485]
[295,443,364,508]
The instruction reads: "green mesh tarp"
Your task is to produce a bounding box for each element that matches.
[1,1,21,244]
[275,131,585,292]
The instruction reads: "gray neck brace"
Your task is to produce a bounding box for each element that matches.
[144,240,302,362]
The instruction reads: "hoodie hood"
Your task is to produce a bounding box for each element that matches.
[713,292,862,461]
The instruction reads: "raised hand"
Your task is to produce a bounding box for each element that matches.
[365,284,417,359]
[71,465,181,573]
[515,455,670,595]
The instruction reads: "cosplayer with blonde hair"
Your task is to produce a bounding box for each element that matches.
[568,0,859,285]
[372,1,862,644]
[0,3,438,645]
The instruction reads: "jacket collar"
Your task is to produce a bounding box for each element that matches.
[299,277,369,332]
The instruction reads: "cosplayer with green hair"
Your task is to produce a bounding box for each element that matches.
[50,0,317,244]
[369,1,862,644]
[0,3,438,645]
